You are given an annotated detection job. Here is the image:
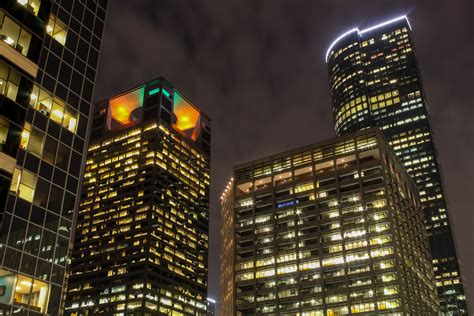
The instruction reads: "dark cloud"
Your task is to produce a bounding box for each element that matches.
[94,0,473,312]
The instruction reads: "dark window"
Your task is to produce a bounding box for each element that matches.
[70,71,83,95]
[30,205,45,226]
[88,48,98,68]
[77,39,89,61]
[34,178,49,208]
[4,248,21,270]
[55,143,70,170]
[68,92,80,109]
[7,217,27,249]
[72,2,85,23]
[48,185,63,214]
[39,229,55,262]
[69,151,81,177]
[43,136,58,165]
[53,168,66,187]
[93,20,104,38]
[24,224,41,256]
[36,259,52,281]
[80,27,92,42]
[44,211,59,232]
[58,63,72,86]
[55,83,68,101]
[82,79,93,101]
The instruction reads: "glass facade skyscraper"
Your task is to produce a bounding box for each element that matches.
[0,0,107,314]
[326,16,468,314]
[65,78,211,315]
[221,129,439,315]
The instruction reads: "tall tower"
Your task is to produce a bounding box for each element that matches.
[0,0,107,314]
[221,128,440,315]
[326,16,468,314]
[65,78,211,315]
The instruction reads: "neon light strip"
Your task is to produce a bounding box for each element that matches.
[325,28,359,63]
[325,15,410,63]
[359,15,408,34]
[162,89,171,98]
[148,88,160,96]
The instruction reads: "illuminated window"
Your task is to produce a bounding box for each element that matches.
[236,181,252,195]
[351,302,375,313]
[46,15,67,45]
[50,99,77,133]
[254,176,271,191]
[16,0,41,15]
[20,123,44,156]
[10,168,37,202]
[377,299,401,310]
[256,268,275,278]
[172,91,201,141]
[0,62,21,101]
[0,12,32,56]
[29,85,53,115]
[108,87,144,130]
[236,272,253,281]
[0,118,9,151]
[4,272,49,312]
[378,285,399,296]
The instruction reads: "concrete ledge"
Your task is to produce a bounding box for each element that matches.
[0,41,38,78]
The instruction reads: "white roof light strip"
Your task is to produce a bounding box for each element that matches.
[325,15,410,63]
[325,28,359,63]
[359,15,408,34]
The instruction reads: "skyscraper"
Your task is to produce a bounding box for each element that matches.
[0,0,107,314]
[221,128,440,315]
[65,78,211,315]
[326,16,468,314]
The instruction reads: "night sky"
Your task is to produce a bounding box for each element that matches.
[93,0,473,312]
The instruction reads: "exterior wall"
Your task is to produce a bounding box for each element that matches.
[223,129,439,315]
[65,79,211,315]
[326,17,468,314]
[220,180,234,316]
[0,1,108,314]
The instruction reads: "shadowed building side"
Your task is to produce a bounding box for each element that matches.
[0,0,108,314]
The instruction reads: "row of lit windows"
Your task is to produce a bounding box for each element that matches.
[234,135,378,182]
[237,249,395,281]
[335,95,367,122]
[236,149,380,196]
[29,85,78,133]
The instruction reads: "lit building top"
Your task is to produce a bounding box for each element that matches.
[90,77,211,156]
[325,15,411,62]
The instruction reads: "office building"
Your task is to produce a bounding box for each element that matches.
[0,0,107,314]
[221,128,439,315]
[65,78,211,315]
[326,16,467,314]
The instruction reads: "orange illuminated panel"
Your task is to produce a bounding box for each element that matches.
[108,87,144,130]
[172,92,201,141]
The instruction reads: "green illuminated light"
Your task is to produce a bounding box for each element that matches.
[149,88,160,96]
[162,89,171,98]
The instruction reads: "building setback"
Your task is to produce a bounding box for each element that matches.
[65,78,211,315]
[0,0,107,314]
[325,16,468,314]
[221,128,439,315]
